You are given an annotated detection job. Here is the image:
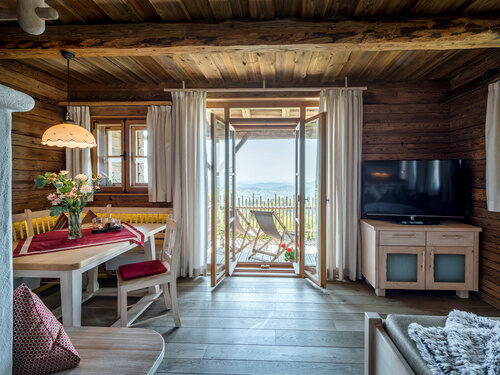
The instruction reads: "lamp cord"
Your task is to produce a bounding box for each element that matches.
[66,56,72,122]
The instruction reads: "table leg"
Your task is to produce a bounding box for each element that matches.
[144,235,159,294]
[86,266,99,293]
[60,270,82,327]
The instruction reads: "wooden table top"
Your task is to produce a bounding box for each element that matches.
[61,327,164,375]
[13,224,166,271]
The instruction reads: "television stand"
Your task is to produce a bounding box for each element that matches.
[360,219,481,298]
[398,219,439,225]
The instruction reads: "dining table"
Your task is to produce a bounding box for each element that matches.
[13,223,166,327]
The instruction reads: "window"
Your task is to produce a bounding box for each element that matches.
[92,118,148,192]
[130,125,148,186]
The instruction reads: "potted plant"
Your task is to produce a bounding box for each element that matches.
[282,243,295,262]
[34,171,101,239]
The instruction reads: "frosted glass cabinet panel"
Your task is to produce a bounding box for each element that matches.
[426,247,474,290]
[380,246,426,289]
[386,254,418,282]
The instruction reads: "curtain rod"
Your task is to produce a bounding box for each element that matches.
[164,86,367,93]
[165,78,366,92]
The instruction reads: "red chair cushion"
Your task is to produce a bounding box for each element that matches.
[13,284,80,375]
[118,259,170,281]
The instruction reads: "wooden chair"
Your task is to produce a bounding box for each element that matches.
[105,207,174,270]
[233,209,257,255]
[117,217,181,327]
[249,210,297,262]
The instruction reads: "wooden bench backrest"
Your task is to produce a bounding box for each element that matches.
[107,207,173,225]
[14,205,171,240]
[12,212,29,242]
[24,209,58,237]
[24,205,112,237]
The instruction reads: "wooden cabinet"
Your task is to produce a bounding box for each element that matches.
[361,219,481,298]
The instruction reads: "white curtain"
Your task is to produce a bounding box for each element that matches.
[320,89,363,281]
[486,81,500,212]
[147,105,173,202]
[171,91,208,277]
[66,106,93,199]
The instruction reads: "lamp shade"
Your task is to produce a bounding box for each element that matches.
[41,122,96,148]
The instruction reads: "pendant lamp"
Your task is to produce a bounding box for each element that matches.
[41,50,96,148]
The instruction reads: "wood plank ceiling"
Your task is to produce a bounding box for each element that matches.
[1,0,498,24]
[1,0,499,94]
[15,49,499,90]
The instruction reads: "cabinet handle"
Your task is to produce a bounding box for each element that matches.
[392,233,415,237]
[441,234,461,238]
[422,250,425,272]
[430,251,434,271]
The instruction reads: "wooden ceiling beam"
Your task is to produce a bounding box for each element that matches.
[0,17,499,59]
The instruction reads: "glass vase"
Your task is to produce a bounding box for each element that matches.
[68,210,83,240]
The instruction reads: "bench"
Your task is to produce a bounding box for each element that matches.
[58,327,164,375]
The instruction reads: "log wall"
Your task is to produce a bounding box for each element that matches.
[0,61,66,214]
[449,86,500,308]
[362,81,450,160]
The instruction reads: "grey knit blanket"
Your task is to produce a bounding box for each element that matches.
[408,310,500,375]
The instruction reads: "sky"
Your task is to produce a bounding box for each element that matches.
[236,139,295,183]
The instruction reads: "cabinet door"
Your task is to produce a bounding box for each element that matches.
[379,246,426,289]
[425,247,474,290]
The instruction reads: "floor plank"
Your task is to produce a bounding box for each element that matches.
[39,276,499,375]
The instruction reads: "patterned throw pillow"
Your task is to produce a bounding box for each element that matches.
[13,284,80,375]
[82,210,98,224]
[52,214,68,230]
[52,210,98,231]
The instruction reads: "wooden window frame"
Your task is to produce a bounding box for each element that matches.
[129,124,148,189]
[91,117,147,194]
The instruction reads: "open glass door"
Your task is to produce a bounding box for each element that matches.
[299,113,327,288]
[210,114,227,287]
[210,114,236,287]
[226,123,237,275]
[294,121,302,275]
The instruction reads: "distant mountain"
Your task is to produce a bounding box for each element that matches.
[237,181,317,200]
[237,181,295,199]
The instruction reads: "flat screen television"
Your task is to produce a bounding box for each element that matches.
[362,159,468,221]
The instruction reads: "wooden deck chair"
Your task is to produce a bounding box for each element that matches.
[233,209,257,255]
[249,210,297,262]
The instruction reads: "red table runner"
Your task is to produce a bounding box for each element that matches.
[13,223,145,257]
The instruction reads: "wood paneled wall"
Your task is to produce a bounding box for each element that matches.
[11,101,66,213]
[0,62,67,214]
[449,86,500,308]
[362,81,450,160]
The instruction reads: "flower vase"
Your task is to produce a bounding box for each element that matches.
[68,210,83,239]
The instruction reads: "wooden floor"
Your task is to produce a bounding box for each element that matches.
[40,276,499,375]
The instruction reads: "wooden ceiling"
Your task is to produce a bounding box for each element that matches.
[15,49,498,91]
[0,0,499,100]
[1,0,500,24]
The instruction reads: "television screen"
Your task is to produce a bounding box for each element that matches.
[362,159,468,219]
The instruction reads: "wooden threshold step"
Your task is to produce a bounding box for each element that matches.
[232,272,299,278]
[233,267,294,273]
